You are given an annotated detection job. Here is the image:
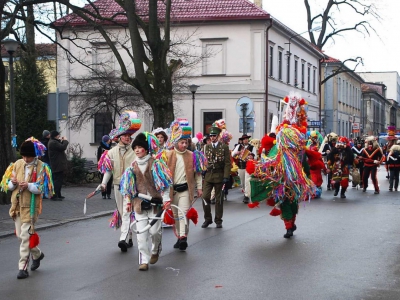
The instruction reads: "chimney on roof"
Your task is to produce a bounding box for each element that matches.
[254,0,262,8]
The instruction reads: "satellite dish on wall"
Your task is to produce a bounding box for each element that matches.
[236,96,253,117]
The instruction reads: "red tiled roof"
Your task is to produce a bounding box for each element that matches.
[362,83,384,96]
[322,55,341,63]
[53,0,270,27]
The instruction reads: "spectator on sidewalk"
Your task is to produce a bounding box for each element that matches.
[97,135,113,199]
[48,131,69,200]
[40,130,51,165]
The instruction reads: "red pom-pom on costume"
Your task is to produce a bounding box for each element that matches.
[299,98,306,105]
[259,135,276,156]
[29,232,40,249]
[266,198,276,207]
[246,160,256,175]
[283,96,289,103]
[186,207,198,225]
[269,207,281,216]
[163,209,175,225]
[247,202,260,208]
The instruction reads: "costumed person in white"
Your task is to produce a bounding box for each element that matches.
[98,111,140,252]
[120,132,172,271]
[0,138,53,279]
[164,119,206,250]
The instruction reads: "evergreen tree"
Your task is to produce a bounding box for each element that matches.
[14,53,55,147]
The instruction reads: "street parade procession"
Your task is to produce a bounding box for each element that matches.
[1,92,399,280]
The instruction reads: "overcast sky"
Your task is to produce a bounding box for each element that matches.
[261,0,399,74]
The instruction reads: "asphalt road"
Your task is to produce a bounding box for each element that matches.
[1,168,400,300]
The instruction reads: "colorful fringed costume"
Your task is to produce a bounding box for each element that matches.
[164,119,206,250]
[326,136,354,198]
[98,111,141,251]
[247,92,316,238]
[119,132,172,268]
[1,138,53,278]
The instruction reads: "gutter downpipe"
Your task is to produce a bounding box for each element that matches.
[264,18,273,135]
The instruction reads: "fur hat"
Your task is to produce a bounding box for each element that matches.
[131,133,149,152]
[20,140,36,157]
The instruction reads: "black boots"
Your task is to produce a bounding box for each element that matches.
[173,238,180,249]
[173,237,188,251]
[284,229,293,238]
[179,237,188,251]
[31,252,44,271]
[17,270,29,279]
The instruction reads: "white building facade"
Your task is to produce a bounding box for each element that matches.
[55,0,322,160]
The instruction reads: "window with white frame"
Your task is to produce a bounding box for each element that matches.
[313,67,316,93]
[307,64,311,92]
[269,45,274,77]
[201,38,227,75]
[301,60,305,89]
[286,55,290,84]
[278,49,283,81]
[92,43,115,74]
[294,58,298,87]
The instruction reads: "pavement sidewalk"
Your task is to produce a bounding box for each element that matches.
[0,183,116,238]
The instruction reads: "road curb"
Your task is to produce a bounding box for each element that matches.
[0,210,114,239]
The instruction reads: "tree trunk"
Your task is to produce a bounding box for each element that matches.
[150,93,174,129]
[0,55,13,205]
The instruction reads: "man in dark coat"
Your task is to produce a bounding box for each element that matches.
[40,130,51,165]
[48,130,69,200]
[201,126,231,229]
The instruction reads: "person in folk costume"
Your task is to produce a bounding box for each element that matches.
[1,138,53,279]
[384,126,398,179]
[351,137,365,188]
[247,93,316,239]
[119,132,172,271]
[152,127,169,150]
[163,119,206,250]
[152,127,173,228]
[387,141,400,191]
[305,130,326,198]
[98,111,140,252]
[97,135,113,199]
[201,124,231,229]
[361,136,384,194]
[319,132,339,191]
[326,137,354,199]
[232,133,254,204]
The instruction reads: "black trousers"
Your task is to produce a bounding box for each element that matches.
[363,166,379,191]
[53,171,64,197]
[389,168,400,190]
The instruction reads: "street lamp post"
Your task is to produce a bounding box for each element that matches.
[3,38,19,158]
[285,26,322,57]
[189,84,199,133]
